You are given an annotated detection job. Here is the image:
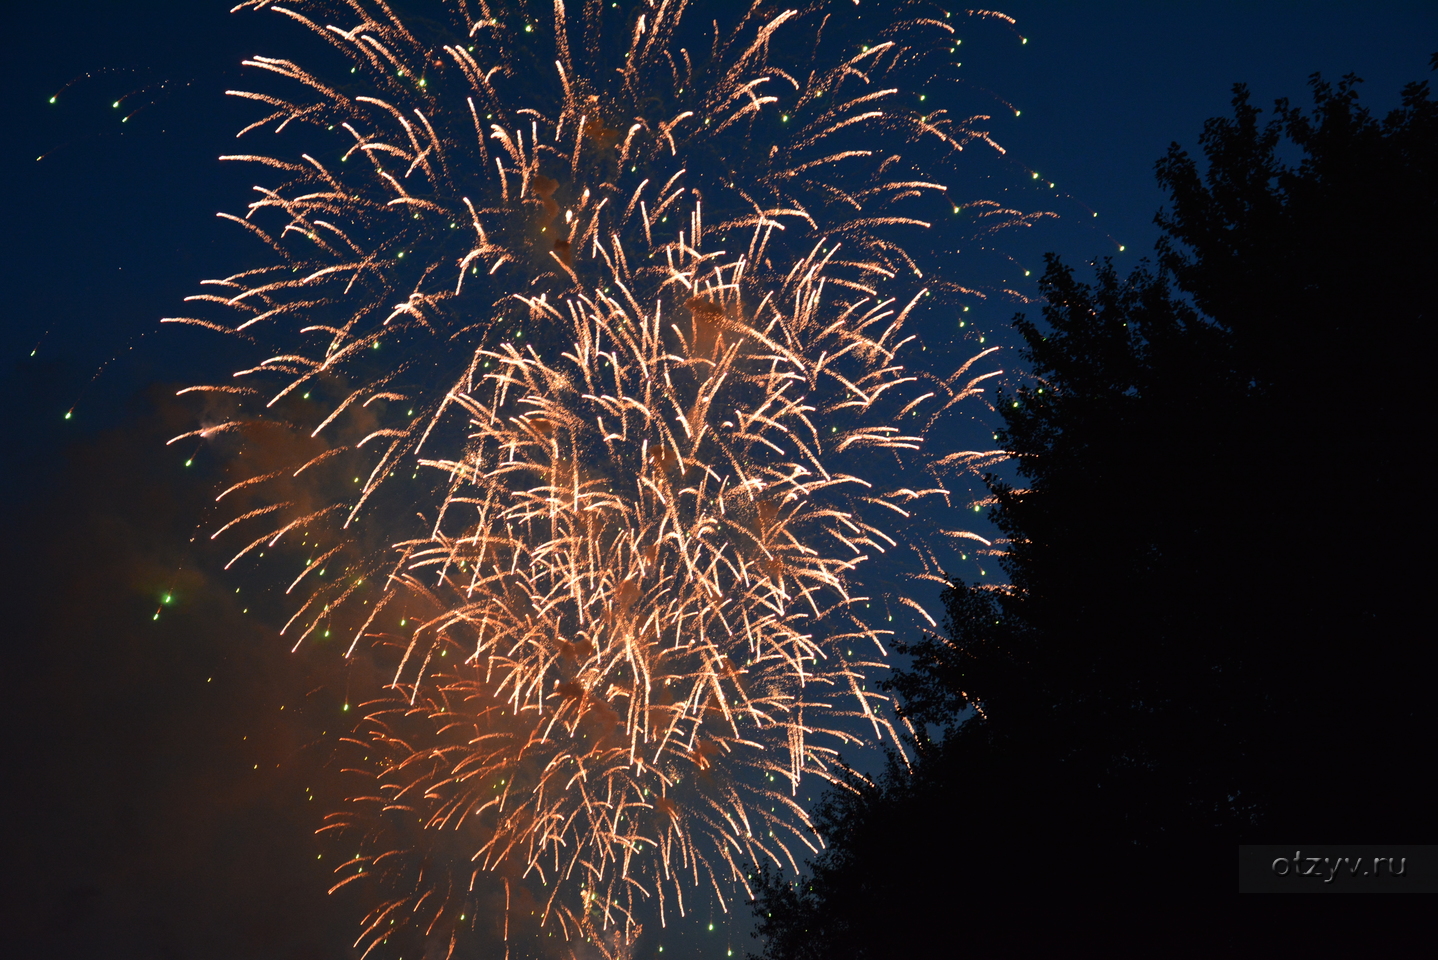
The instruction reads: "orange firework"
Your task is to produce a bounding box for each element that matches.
[172,1,1031,955]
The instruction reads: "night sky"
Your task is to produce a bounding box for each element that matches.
[3,2,1434,957]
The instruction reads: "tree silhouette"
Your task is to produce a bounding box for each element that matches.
[749,64,1435,959]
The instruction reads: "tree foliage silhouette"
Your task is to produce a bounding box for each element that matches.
[748,65,1435,959]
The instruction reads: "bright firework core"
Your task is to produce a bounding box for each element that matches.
[171,1,1033,955]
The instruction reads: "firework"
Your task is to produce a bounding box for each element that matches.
[172,1,1031,954]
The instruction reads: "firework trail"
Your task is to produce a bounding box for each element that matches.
[172,1,1038,954]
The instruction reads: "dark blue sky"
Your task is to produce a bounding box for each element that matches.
[1,3,1433,958]
[976,0,1436,260]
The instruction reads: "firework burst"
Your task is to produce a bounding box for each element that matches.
[172,0,1034,954]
